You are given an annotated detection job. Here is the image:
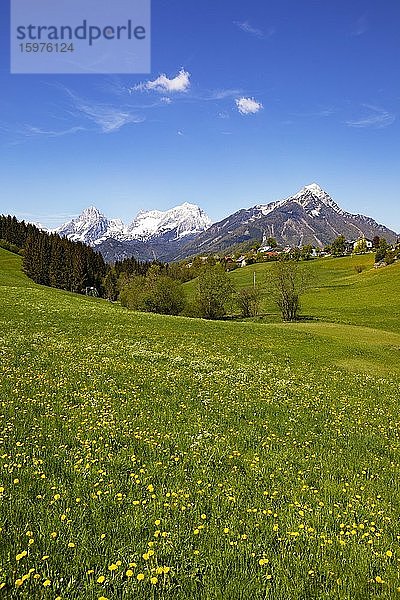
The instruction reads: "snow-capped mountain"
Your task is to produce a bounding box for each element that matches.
[127,203,212,241]
[178,183,398,257]
[54,185,397,262]
[56,203,212,259]
[55,206,125,245]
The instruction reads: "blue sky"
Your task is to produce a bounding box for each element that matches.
[1,0,400,231]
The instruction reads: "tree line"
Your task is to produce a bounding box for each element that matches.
[0,215,199,298]
[1,215,106,293]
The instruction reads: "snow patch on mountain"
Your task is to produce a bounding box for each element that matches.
[56,202,212,246]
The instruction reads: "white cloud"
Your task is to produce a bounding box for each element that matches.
[23,125,85,138]
[75,102,144,133]
[352,14,369,36]
[206,89,242,101]
[235,97,263,115]
[62,89,145,133]
[234,20,264,38]
[133,68,191,94]
[234,21,274,39]
[346,105,395,129]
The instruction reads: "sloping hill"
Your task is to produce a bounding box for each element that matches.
[1,247,400,599]
[227,254,400,332]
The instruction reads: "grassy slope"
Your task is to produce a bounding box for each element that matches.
[1,248,400,599]
[229,254,400,332]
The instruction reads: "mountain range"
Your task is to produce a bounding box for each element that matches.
[54,184,398,262]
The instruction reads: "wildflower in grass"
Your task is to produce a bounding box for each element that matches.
[97,575,105,584]
[137,573,145,581]
[16,550,27,561]
[259,558,269,566]
[375,576,385,584]
[126,569,134,577]
[98,596,109,600]
[386,550,393,558]
[150,576,158,585]
[108,563,118,571]
[68,542,75,548]
[15,579,23,587]
[43,579,51,587]
[51,531,57,539]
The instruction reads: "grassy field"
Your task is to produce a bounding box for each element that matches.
[1,248,400,599]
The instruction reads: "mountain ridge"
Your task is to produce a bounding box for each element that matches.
[53,184,398,262]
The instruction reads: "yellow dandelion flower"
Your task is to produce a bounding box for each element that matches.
[375,576,385,584]
[15,579,23,587]
[386,550,393,558]
[97,575,106,584]
[137,573,145,581]
[150,576,158,585]
[126,569,134,578]
[68,542,75,548]
[43,579,51,587]
[108,563,118,571]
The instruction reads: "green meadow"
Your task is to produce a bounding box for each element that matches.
[1,247,400,599]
